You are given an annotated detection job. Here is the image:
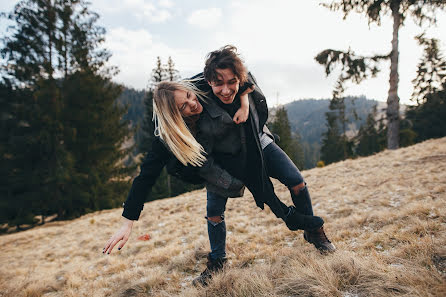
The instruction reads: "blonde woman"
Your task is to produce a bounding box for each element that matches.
[103,79,251,254]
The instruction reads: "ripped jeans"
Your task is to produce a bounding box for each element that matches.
[206,191,228,260]
[206,142,312,260]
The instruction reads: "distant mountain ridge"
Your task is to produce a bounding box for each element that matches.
[282,96,382,144]
[272,96,383,168]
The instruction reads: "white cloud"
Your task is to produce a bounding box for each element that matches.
[139,2,172,23]
[187,8,222,29]
[92,0,173,23]
[104,27,205,89]
[159,0,174,8]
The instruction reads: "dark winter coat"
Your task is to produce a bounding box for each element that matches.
[196,73,281,212]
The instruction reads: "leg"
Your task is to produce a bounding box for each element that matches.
[206,191,228,260]
[263,142,313,215]
[263,143,335,252]
[193,191,228,287]
[244,167,323,231]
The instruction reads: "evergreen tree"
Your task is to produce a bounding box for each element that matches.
[316,0,446,150]
[406,84,446,142]
[165,56,180,82]
[406,34,446,142]
[0,82,39,228]
[1,0,76,226]
[270,106,304,169]
[1,0,131,225]
[320,82,354,165]
[60,1,132,218]
[411,34,446,104]
[320,106,345,165]
[63,72,131,217]
[356,105,386,156]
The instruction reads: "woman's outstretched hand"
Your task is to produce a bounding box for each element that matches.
[103,217,134,254]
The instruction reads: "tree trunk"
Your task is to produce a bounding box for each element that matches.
[387,1,401,150]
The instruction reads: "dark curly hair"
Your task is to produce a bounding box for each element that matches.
[204,45,248,85]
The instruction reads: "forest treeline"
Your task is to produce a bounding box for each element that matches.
[0,0,133,230]
[1,0,445,231]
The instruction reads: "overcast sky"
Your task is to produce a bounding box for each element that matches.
[1,0,446,106]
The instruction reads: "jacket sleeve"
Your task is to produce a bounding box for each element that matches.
[122,138,169,220]
[247,72,269,129]
[196,118,244,194]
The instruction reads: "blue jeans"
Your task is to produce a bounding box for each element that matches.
[207,142,312,260]
[206,191,228,260]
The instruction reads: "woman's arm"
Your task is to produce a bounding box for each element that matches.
[122,138,169,220]
[233,85,255,124]
[103,138,169,254]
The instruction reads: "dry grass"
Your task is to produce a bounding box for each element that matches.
[1,137,446,297]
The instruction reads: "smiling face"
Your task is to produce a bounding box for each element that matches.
[208,68,240,104]
[174,89,203,118]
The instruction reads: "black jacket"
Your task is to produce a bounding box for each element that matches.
[196,73,286,218]
[122,137,204,220]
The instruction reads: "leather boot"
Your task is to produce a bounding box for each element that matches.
[284,206,324,231]
[304,226,336,253]
[192,253,227,286]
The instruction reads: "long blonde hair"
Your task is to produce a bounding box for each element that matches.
[152,80,208,167]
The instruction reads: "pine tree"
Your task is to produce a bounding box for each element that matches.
[356,105,386,156]
[165,56,180,82]
[270,106,304,169]
[1,0,76,226]
[320,81,354,165]
[60,1,132,217]
[63,72,131,216]
[411,34,446,104]
[316,0,446,150]
[1,0,131,225]
[0,82,39,228]
[320,105,345,165]
[406,34,446,142]
[406,84,446,142]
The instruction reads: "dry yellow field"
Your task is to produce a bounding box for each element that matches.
[1,138,445,297]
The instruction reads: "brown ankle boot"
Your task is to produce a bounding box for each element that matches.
[192,254,227,286]
[304,226,336,253]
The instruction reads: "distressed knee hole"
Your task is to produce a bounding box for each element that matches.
[206,216,224,226]
[291,182,306,195]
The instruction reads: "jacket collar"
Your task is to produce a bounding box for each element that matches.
[202,96,228,119]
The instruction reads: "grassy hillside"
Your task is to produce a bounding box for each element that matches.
[1,138,445,297]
